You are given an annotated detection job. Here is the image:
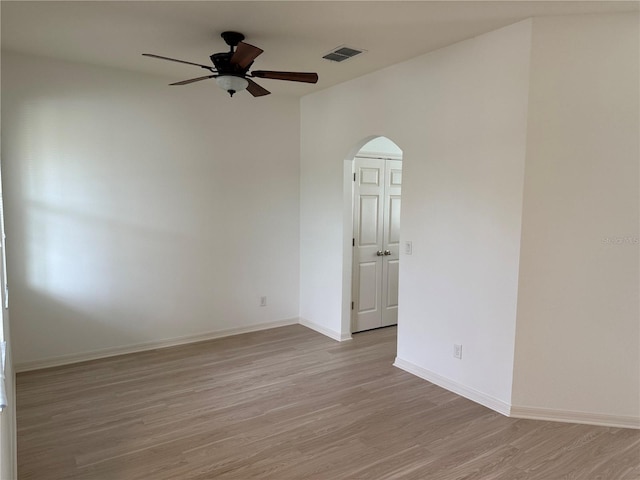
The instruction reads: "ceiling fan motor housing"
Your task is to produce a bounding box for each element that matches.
[210,52,249,75]
[220,31,245,49]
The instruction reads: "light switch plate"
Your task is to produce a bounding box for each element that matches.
[453,344,463,359]
[404,241,412,255]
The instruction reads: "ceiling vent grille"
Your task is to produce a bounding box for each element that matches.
[322,46,365,63]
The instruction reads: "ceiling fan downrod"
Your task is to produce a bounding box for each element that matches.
[220,31,245,52]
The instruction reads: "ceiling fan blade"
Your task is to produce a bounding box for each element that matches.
[251,71,318,84]
[142,53,214,71]
[169,75,217,86]
[246,78,271,97]
[230,42,263,69]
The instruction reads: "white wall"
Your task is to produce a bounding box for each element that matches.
[512,13,639,423]
[300,20,532,408]
[2,52,301,368]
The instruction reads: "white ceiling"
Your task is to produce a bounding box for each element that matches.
[2,1,637,97]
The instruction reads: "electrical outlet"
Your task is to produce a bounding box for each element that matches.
[453,344,463,359]
[260,296,267,307]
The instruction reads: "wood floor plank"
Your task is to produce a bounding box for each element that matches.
[17,325,640,479]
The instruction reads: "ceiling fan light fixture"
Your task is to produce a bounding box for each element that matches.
[144,31,318,98]
[215,75,249,96]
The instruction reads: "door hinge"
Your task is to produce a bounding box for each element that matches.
[353,173,356,182]
[351,302,354,310]
[352,238,355,247]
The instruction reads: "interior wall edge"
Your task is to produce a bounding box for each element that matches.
[299,317,352,342]
[393,356,512,417]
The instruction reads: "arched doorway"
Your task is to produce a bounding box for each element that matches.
[341,136,403,337]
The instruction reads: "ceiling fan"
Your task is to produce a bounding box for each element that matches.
[143,31,319,97]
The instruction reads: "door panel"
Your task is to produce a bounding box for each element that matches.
[381,160,402,327]
[388,196,401,245]
[390,168,402,186]
[358,196,380,246]
[358,262,378,312]
[352,158,385,332]
[353,157,402,333]
[385,260,400,308]
[360,167,381,185]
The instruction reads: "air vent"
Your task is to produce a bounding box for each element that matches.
[322,46,365,63]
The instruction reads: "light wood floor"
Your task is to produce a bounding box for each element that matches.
[17,325,640,479]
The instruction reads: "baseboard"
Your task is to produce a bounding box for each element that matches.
[298,318,352,342]
[393,357,640,429]
[15,318,299,372]
[393,357,512,417]
[510,405,640,430]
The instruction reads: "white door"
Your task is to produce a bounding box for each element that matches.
[352,157,402,333]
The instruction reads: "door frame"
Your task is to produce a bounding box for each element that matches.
[340,136,403,339]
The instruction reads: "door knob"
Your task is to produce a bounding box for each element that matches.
[376,251,384,256]
[384,250,391,256]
